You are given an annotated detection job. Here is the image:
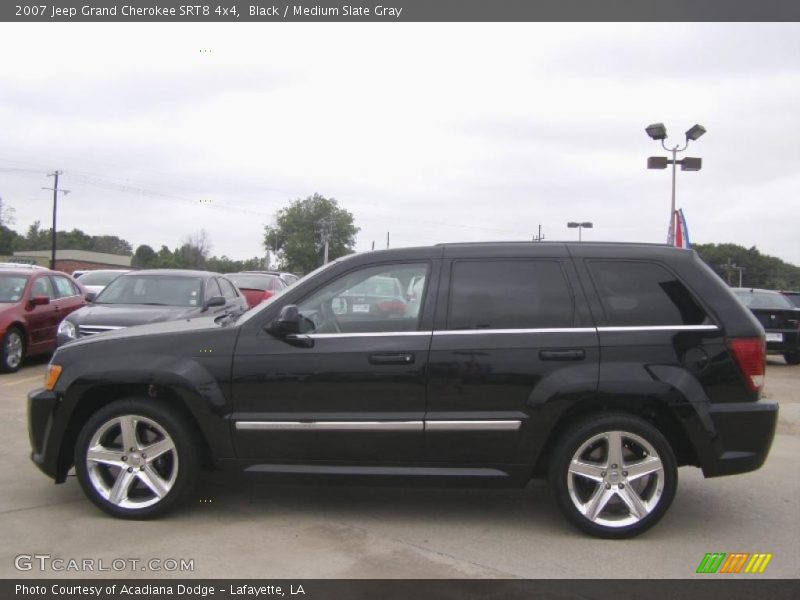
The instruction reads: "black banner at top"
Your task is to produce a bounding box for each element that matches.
[3,0,800,22]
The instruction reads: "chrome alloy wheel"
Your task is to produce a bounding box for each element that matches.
[86,415,179,510]
[4,330,23,369]
[566,430,665,528]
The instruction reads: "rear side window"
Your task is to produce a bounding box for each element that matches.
[588,261,708,326]
[447,260,573,330]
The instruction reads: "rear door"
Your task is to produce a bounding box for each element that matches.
[425,246,600,465]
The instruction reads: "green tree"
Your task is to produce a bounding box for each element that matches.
[132,244,158,268]
[693,243,800,289]
[264,193,359,274]
[91,235,133,255]
[0,225,20,255]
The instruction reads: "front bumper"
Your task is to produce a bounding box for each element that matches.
[27,388,62,481]
[698,401,779,478]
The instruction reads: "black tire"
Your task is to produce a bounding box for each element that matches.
[549,413,677,539]
[1,327,25,373]
[74,398,199,519]
[783,352,800,365]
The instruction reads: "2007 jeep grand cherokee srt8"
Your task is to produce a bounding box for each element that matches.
[28,242,777,538]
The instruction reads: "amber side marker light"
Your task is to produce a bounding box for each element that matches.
[44,365,63,391]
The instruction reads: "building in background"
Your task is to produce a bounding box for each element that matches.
[6,249,132,274]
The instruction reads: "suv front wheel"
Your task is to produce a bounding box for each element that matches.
[74,399,198,519]
[549,413,677,538]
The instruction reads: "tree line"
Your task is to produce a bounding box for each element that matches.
[693,243,800,290]
[0,194,359,275]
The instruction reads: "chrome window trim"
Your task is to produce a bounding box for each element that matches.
[425,420,522,431]
[308,331,432,339]
[305,325,719,339]
[597,325,719,332]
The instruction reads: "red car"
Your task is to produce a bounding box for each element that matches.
[227,272,286,309]
[0,268,86,372]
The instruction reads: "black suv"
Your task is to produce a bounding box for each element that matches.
[28,243,778,538]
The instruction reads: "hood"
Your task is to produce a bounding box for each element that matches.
[60,312,228,349]
[68,303,203,327]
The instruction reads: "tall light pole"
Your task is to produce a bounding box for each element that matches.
[567,221,593,242]
[646,123,705,245]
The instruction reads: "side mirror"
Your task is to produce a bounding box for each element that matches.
[203,296,226,311]
[270,304,301,335]
[29,295,50,307]
[85,292,96,302]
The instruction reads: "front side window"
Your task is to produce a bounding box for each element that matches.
[52,276,79,298]
[297,263,429,334]
[589,261,708,326]
[447,260,573,330]
[31,275,55,300]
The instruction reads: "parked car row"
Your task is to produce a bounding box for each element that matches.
[732,288,800,364]
[1,266,300,372]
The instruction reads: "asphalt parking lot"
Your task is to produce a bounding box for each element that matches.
[1,357,798,579]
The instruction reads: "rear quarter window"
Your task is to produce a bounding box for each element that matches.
[588,260,709,326]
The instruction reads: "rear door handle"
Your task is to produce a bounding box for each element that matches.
[369,353,415,365]
[539,349,585,361]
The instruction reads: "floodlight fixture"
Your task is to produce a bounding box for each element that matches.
[681,157,702,171]
[645,123,667,140]
[685,124,706,141]
[648,156,669,169]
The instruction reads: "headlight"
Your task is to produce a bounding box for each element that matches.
[57,320,77,338]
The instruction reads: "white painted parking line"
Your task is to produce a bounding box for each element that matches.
[1,374,43,387]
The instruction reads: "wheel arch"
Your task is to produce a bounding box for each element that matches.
[54,380,229,483]
[531,394,699,479]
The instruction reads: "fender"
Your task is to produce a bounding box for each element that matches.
[45,353,236,481]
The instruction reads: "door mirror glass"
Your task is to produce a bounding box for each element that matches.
[85,292,96,302]
[271,304,301,335]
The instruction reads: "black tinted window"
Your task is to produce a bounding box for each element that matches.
[589,261,708,326]
[448,260,573,330]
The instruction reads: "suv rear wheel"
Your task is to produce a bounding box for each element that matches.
[549,413,677,538]
[74,399,198,518]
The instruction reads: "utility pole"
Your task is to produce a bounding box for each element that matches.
[317,217,335,264]
[386,232,390,249]
[42,171,70,270]
[532,225,545,242]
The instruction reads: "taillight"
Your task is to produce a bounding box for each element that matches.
[727,338,766,394]
[260,290,274,304]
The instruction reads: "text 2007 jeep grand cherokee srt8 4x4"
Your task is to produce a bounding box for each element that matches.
[28,242,778,538]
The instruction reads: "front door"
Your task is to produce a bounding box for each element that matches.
[230,261,437,463]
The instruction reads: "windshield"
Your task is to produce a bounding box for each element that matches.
[734,290,795,310]
[95,275,204,306]
[79,271,127,286]
[0,275,29,303]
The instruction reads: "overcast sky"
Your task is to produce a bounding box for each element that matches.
[1,23,799,265]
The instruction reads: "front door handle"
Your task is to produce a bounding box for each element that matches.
[369,353,415,365]
[539,349,586,361]
[285,334,314,348]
